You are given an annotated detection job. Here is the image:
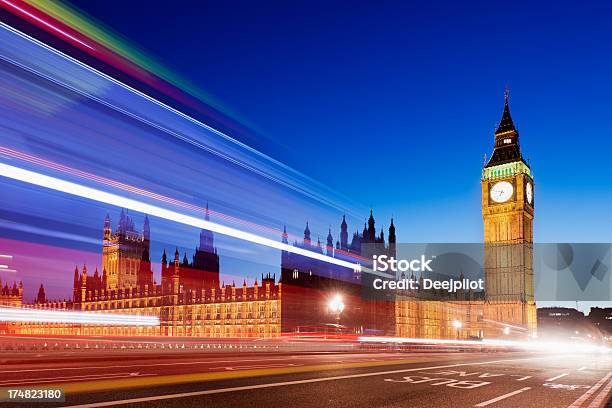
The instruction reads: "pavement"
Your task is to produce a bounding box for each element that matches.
[0,350,611,407]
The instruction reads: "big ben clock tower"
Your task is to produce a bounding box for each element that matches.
[482,90,537,338]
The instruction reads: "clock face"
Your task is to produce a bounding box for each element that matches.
[490,181,514,203]
[526,182,533,204]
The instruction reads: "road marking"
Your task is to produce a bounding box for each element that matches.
[578,366,587,371]
[474,387,531,407]
[547,373,569,382]
[58,357,539,407]
[586,374,612,408]
[384,376,491,389]
[420,370,504,378]
[512,375,531,381]
[543,383,590,390]
[568,371,612,408]
[224,364,302,371]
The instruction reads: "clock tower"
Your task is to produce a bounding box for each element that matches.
[481,90,536,338]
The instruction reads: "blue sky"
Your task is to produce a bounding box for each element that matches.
[69,0,612,243]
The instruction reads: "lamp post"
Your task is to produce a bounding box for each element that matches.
[329,295,345,333]
[452,319,462,340]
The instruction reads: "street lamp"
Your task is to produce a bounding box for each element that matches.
[329,295,345,330]
[452,319,462,339]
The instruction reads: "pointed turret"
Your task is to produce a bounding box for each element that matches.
[326,227,334,256]
[367,209,376,242]
[485,88,525,168]
[143,215,150,241]
[388,218,396,243]
[340,215,348,250]
[117,209,126,235]
[303,221,311,246]
[103,213,112,240]
[197,202,214,252]
[174,248,180,267]
[36,283,46,304]
[182,252,189,266]
[282,225,288,244]
[495,88,517,135]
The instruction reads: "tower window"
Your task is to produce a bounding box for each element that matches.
[503,138,511,144]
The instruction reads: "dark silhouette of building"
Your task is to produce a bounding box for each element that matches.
[280,211,396,334]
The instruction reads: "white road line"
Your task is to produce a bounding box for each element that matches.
[568,371,612,408]
[59,357,540,408]
[587,374,612,408]
[547,373,569,382]
[578,366,587,371]
[474,387,531,407]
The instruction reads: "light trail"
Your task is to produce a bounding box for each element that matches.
[358,336,611,354]
[0,146,365,260]
[0,307,159,326]
[0,162,362,272]
[0,21,362,216]
[1,0,94,50]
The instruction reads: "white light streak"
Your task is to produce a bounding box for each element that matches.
[0,21,361,215]
[0,254,13,258]
[358,336,611,354]
[1,0,94,50]
[0,307,159,326]
[0,163,361,272]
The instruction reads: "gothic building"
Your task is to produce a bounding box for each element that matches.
[21,206,281,338]
[162,203,220,292]
[481,89,537,337]
[12,92,536,340]
[394,90,536,340]
[280,211,397,334]
[102,209,151,290]
[0,278,22,334]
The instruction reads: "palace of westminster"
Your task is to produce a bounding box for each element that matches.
[0,93,536,340]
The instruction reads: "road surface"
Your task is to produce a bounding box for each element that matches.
[1,351,611,407]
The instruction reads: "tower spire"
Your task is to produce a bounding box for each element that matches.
[486,89,523,168]
[303,221,311,246]
[495,87,517,135]
[282,225,288,244]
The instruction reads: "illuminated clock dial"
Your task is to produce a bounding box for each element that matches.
[490,181,513,203]
[526,182,533,204]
